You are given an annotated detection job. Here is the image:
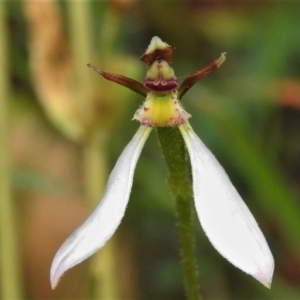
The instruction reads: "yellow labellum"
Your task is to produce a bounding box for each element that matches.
[133,91,190,127]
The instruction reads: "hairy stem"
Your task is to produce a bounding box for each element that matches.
[157,128,201,300]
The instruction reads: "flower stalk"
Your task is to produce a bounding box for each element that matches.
[157,128,200,300]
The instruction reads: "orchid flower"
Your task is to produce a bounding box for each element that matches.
[50,37,274,289]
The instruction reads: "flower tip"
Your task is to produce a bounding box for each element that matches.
[216,52,226,67]
[256,274,272,289]
[87,63,103,75]
[149,36,169,50]
[50,277,58,290]
[254,260,274,289]
[50,250,75,290]
[50,272,59,290]
[140,36,175,66]
[50,258,65,289]
[263,280,272,289]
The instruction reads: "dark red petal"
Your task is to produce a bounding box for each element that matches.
[87,63,147,97]
[178,54,226,99]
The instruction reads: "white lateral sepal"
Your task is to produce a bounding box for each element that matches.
[179,122,274,288]
[50,126,152,288]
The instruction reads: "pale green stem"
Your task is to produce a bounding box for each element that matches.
[82,134,120,299]
[98,2,120,68]
[0,3,23,299]
[68,0,94,119]
[68,2,120,298]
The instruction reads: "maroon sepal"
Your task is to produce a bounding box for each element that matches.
[87,63,147,97]
[143,78,178,93]
[178,59,220,99]
[140,46,175,67]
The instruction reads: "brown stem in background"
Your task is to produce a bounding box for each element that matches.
[22,0,83,141]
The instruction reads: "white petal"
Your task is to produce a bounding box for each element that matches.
[50,126,152,288]
[179,122,274,288]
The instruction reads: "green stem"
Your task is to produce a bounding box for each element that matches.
[157,128,201,300]
[98,2,120,68]
[0,3,23,299]
[68,2,120,298]
[68,1,94,120]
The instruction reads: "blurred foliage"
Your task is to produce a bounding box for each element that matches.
[1,1,300,299]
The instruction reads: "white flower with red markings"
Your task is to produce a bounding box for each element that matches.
[51,37,274,289]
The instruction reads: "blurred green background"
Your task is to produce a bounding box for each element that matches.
[1,1,300,299]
